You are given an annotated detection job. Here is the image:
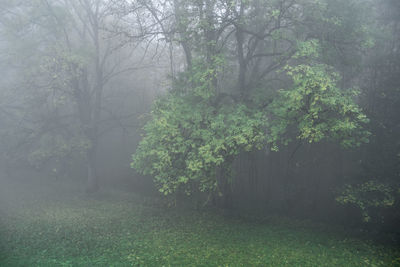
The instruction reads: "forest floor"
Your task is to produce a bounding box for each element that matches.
[0,176,399,267]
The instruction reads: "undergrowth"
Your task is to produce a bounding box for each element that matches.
[0,177,399,266]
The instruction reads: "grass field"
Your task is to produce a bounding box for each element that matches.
[0,177,399,266]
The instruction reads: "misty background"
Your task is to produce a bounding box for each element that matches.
[0,0,399,265]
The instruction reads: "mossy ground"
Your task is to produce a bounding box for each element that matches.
[0,177,399,266]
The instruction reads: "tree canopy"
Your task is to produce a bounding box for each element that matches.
[131,0,371,201]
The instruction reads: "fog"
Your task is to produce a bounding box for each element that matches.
[0,0,399,265]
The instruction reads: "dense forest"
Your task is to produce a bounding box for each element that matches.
[0,0,399,265]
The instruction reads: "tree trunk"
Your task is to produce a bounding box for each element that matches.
[86,144,99,193]
[235,1,246,95]
[85,5,103,193]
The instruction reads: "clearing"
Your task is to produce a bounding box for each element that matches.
[0,177,399,266]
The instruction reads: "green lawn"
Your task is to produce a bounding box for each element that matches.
[0,178,399,266]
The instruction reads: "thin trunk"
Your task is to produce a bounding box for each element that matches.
[86,144,99,193]
[203,0,218,89]
[237,30,246,94]
[173,0,192,71]
[85,4,103,193]
[236,1,246,95]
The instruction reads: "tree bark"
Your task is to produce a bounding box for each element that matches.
[235,1,246,95]
[86,145,99,193]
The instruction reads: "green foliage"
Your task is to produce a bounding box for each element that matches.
[133,42,370,198]
[185,55,224,99]
[302,0,374,73]
[132,56,268,196]
[1,179,399,266]
[132,91,267,196]
[268,63,370,150]
[336,181,396,222]
[294,39,321,59]
[129,0,372,211]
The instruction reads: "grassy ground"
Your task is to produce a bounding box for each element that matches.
[0,177,399,267]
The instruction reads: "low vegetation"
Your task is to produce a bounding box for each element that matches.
[1,178,399,266]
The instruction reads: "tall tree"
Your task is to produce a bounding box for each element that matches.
[131,0,371,204]
[0,0,152,192]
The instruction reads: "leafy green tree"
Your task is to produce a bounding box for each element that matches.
[267,63,370,150]
[132,0,371,202]
[132,59,267,199]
